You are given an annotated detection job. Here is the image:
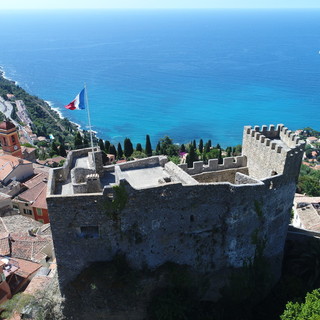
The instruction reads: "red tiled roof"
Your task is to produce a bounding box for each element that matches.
[11,257,41,278]
[32,186,47,210]
[9,233,52,261]
[0,233,10,256]
[18,181,48,209]
[23,172,48,189]
[24,275,51,294]
[21,146,36,154]
[0,121,15,130]
[0,155,31,181]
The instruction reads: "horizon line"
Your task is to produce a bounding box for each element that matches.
[1,7,320,10]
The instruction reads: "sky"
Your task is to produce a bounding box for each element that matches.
[1,0,320,10]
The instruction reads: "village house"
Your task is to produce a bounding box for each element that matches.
[292,194,320,232]
[12,171,49,224]
[306,136,319,145]
[0,155,33,186]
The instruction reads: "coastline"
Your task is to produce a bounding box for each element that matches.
[0,67,98,139]
[0,66,18,85]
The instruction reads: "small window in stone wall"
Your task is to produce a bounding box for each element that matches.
[190,215,195,222]
[76,226,100,239]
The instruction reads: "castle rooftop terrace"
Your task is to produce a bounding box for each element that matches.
[120,166,177,189]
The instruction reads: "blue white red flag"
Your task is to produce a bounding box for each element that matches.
[64,88,86,110]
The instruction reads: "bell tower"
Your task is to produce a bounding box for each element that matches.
[0,121,22,158]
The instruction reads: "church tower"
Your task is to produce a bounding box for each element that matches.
[0,121,22,158]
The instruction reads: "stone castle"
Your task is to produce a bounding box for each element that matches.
[47,124,305,296]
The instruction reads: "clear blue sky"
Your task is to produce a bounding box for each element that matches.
[1,0,320,10]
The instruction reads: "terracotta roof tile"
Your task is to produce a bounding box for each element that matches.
[0,121,15,130]
[10,233,52,261]
[23,172,48,189]
[10,257,41,278]
[0,155,31,182]
[18,181,48,209]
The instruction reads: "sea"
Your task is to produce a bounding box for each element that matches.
[0,9,319,147]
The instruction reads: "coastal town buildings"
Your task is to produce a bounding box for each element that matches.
[0,155,33,186]
[0,121,22,158]
[13,171,49,224]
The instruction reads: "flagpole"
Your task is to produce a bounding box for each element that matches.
[84,83,96,172]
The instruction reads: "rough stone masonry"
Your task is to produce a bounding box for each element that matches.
[46,124,305,298]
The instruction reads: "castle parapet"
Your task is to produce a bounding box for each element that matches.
[242,124,305,180]
[178,155,247,175]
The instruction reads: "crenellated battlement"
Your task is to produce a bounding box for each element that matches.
[242,124,305,180]
[47,124,305,299]
[178,155,247,175]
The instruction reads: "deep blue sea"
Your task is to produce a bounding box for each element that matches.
[0,9,319,147]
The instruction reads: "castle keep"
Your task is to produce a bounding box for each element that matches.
[47,124,305,295]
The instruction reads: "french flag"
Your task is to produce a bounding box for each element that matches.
[65,88,86,110]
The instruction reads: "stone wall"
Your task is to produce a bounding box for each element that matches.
[47,172,294,293]
[192,167,249,183]
[179,155,247,175]
[47,124,304,298]
[242,124,305,180]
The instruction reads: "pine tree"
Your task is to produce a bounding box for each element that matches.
[156,142,161,155]
[208,139,212,148]
[226,147,232,157]
[199,139,203,153]
[136,143,142,152]
[117,143,123,159]
[109,144,117,158]
[98,139,105,151]
[59,143,67,157]
[145,134,152,157]
[192,140,196,149]
[51,141,59,155]
[83,136,89,148]
[74,132,83,149]
[180,144,186,153]
[124,138,133,158]
[186,145,197,168]
[218,148,223,164]
[104,140,111,153]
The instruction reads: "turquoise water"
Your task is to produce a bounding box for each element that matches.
[0,9,319,147]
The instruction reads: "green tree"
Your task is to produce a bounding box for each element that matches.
[298,165,320,196]
[186,145,197,168]
[83,135,89,148]
[59,143,67,157]
[145,134,152,157]
[156,142,161,155]
[109,144,117,158]
[74,132,83,149]
[192,140,196,150]
[105,140,111,153]
[98,138,105,151]
[180,144,186,153]
[50,141,59,157]
[136,143,142,152]
[117,143,123,159]
[198,139,203,153]
[204,141,211,153]
[281,289,320,320]
[158,136,179,156]
[131,150,147,159]
[124,138,133,158]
